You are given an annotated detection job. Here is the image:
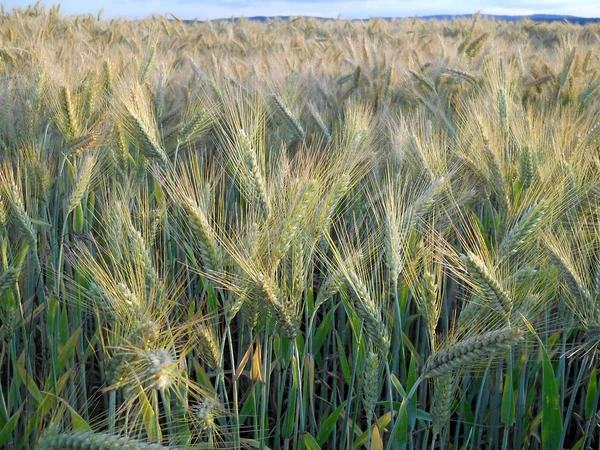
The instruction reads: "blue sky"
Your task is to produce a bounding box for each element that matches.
[5,0,600,20]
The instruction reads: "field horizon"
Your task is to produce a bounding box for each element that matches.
[1,4,600,449]
[196,13,600,24]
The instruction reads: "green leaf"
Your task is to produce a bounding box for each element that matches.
[0,406,22,447]
[192,360,215,394]
[59,306,69,345]
[152,177,166,208]
[73,203,84,232]
[407,355,418,428]
[341,290,361,338]
[316,401,346,446]
[283,375,298,438]
[401,333,422,367]
[274,334,293,367]
[501,370,515,426]
[241,438,272,450]
[545,331,561,352]
[541,343,562,450]
[306,287,315,317]
[65,158,76,180]
[303,432,322,450]
[335,331,351,384]
[205,281,219,323]
[295,332,305,356]
[389,357,417,449]
[60,398,91,432]
[471,213,492,252]
[46,294,59,336]
[57,327,81,373]
[135,385,158,441]
[16,363,42,403]
[313,309,333,355]
[393,399,408,448]
[390,374,406,397]
[571,436,585,450]
[70,411,91,431]
[239,390,255,424]
[461,397,474,426]
[416,409,432,421]
[39,371,72,417]
[29,218,52,229]
[586,367,597,419]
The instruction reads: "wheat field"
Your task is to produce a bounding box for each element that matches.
[1,4,600,449]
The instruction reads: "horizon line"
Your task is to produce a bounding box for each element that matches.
[197,13,600,21]
[8,5,599,21]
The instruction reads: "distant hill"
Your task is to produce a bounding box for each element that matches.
[207,14,599,25]
[422,14,600,24]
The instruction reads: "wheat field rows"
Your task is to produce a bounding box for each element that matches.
[1,4,600,449]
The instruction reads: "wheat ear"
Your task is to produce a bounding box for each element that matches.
[461,252,512,316]
[346,269,390,354]
[431,374,455,436]
[270,94,305,141]
[36,429,168,450]
[422,327,523,378]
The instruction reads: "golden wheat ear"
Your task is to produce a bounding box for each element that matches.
[115,83,170,168]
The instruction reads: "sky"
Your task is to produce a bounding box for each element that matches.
[4,0,600,20]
